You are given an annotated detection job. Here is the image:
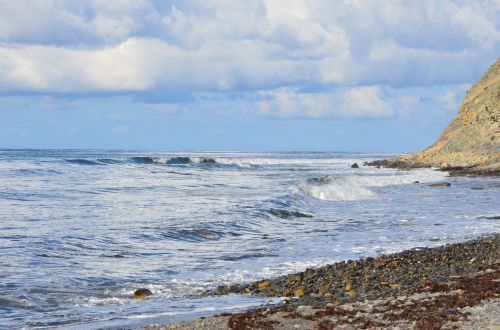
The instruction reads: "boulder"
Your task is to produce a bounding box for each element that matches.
[133,288,153,299]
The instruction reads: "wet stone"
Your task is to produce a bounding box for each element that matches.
[133,288,153,300]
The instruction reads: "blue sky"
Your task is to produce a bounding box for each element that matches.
[0,0,499,151]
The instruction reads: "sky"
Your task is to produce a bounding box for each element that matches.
[0,0,499,152]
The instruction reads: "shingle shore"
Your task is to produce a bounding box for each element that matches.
[144,235,499,329]
[215,235,499,304]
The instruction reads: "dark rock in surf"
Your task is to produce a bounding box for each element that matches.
[350,163,359,168]
[133,288,153,299]
[430,182,451,187]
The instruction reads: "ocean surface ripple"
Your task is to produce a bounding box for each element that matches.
[0,150,498,329]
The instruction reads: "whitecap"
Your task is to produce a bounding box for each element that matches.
[296,168,448,201]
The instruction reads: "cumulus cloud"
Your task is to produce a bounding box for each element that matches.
[136,82,474,119]
[0,37,313,92]
[255,86,392,118]
[0,0,498,119]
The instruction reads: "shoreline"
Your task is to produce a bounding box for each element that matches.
[144,234,499,329]
[364,160,500,177]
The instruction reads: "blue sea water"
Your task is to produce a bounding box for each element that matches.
[0,149,498,329]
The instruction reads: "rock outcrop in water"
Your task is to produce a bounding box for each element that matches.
[370,58,499,176]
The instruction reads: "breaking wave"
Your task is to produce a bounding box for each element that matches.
[296,168,448,201]
[65,156,254,168]
[129,156,253,168]
[65,159,103,166]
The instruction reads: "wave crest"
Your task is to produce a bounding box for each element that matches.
[297,169,447,201]
[129,156,252,167]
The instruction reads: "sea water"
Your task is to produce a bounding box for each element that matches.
[0,150,498,329]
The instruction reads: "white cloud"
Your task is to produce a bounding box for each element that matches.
[0,37,316,92]
[341,86,392,117]
[0,39,159,91]
[141,102,187,114]
[182,86,394,119]
[0,0,498,119]
[113,125,129,134]
[141,83,470,119]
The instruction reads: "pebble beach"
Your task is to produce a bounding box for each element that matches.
[145,235,499,329]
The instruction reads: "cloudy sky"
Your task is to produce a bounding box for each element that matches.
[1,0,499,151]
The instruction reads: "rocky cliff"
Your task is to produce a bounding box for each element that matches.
[372,58,499,176]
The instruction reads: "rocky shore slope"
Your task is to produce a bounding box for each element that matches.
[369,58,499,176]
[145,235,499,329]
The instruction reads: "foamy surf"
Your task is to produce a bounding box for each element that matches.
[2,150,498,329]
[296,168,448,201]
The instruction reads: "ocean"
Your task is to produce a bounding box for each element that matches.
[0,149,498,329]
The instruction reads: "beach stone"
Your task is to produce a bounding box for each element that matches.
[344,278,353,291]
[294,288,305,297]
[351,163,359,168]
[324,292,334,299]
[133,288,153,299]
[347,289,357,297]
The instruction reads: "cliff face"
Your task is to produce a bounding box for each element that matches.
[376,58,500,175]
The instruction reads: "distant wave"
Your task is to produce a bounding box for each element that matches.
[65,158,125,166]
[296,168,448,201]
[65,159,102,166]
[64,156,356,168]
[477,215,500,220]
[160,228,223,242]
[129,156,191,165]
[64,156,253,168]
[129,156,252,168]
[265,208,313,219]
[96,158,123,164]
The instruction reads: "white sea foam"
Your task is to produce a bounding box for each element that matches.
[297,179,376,201]
[297,168,448,201]
[207,157,253,168]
